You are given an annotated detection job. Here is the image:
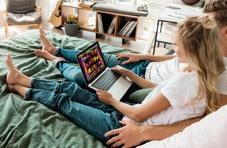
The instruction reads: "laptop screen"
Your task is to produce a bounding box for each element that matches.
[77,42,106,83]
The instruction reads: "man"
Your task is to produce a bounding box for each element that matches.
[104,0,227,147]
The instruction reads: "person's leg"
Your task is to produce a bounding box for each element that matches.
[56,49,149,77]
[54,49,150,76]
[39,28,56,54]
[5,55,32,87]
[55,61,86,87]
[54,48,80,63]
[24,88,121,143]
[8,84,29,97]
[31,78,115,112]
[36,50,150,86]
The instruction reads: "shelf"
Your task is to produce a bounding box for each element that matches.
[61,2,139,42]
[80,26,96,32]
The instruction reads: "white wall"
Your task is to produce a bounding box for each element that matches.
[37,0,58,22]
[0,0,6,11]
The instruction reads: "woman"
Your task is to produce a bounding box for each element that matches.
[5,16,227,144]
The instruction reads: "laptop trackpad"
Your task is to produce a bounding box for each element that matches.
[108,76,132,101]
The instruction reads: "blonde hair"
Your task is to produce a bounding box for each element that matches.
[177,16,225,112]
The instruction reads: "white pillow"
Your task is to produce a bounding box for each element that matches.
[139,105,227,148]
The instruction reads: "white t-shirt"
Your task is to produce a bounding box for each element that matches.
[218,57,227,95]
[140,72,207,125]
[138,105,227,148]
[145,58,180,84]
[124,57,227,125]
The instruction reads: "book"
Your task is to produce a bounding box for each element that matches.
[97,14,104,33]
[107,17,117,34]
[125,21,137,37]
[118,21,130,35]
[121,21,135,36]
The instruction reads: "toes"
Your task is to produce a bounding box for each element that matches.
[5,54,13,67]
[6,54,12,62]
[8,84,14,92]
[35,50,42,56]
[39,27,45,34]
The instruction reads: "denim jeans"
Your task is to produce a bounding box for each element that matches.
[55,48,150,87]
[25,78,122,143]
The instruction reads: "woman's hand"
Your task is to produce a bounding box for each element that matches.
[96,89,116,105]
[111,66,130,77]
[117,53,142,65]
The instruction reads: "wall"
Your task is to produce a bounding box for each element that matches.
[37,0,58,23]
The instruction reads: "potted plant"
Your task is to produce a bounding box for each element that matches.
[64,15,79,36]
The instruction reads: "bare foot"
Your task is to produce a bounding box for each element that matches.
[8,84,28,97]
[40,28,56,54]
[35,49,63,61]
[5,54,21,85]
[5,54,32,88]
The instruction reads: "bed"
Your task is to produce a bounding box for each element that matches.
[0,30,133,147]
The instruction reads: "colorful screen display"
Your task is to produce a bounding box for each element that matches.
[77,44,105,82]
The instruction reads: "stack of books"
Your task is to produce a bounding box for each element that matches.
[118,21,137,37]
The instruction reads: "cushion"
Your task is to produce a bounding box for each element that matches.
[7,12,41,25]
[139,105,227,148]
[7,0,36,14]
[128,88,153,103]
[92,3,148,17]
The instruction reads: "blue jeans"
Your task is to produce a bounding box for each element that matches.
[25,78,122,143]
[55,48,150,87]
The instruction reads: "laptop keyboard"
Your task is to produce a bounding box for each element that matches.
[91,69,120,91]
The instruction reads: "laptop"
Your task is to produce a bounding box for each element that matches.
[76,42,132,100]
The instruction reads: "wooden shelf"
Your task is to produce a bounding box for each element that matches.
[62,2,139,42]
[96,11,138,41]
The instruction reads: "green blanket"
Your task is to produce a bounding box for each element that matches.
[0,30,133,148]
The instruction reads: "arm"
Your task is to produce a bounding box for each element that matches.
[140,54,175,62]
[117,53,175,65]
[219,94,227,107]
[112,66,157,88]
[97,90,171,122]
[105,117,202,147]
[142,116,202,140]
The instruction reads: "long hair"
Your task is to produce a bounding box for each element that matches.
[177,16,225,112]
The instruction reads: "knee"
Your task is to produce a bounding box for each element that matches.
[64,71,85,83]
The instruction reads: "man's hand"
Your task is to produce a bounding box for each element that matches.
[105,120,145,148]
[96,89,115,105]
[111,66,130,77]
[117,53,142,65]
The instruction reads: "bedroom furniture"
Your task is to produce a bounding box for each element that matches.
[4,0,42,37]
[152,4,202,55]
[50,0,63,28]
[61,2,148,43]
